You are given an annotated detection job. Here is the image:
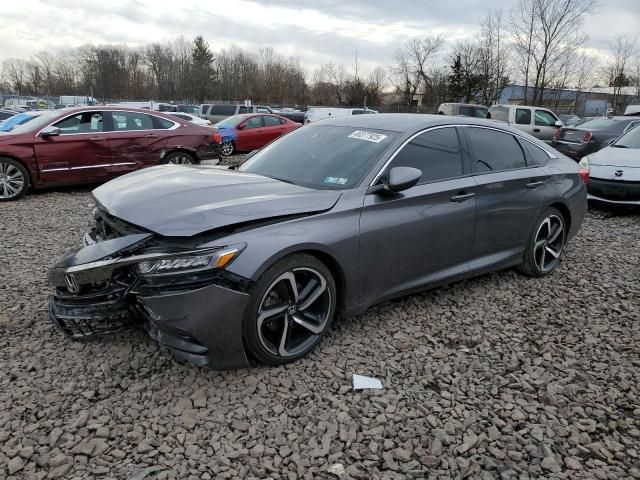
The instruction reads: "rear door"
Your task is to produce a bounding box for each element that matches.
[262,115,288,143]
[35,110,111,183]
[359,126,477,302]
[463,126,551,268]
[106,111,172,173]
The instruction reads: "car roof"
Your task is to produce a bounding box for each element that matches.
[314,113,531,135]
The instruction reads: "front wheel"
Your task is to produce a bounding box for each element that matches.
[161,151,195,165]
[0,158,30,201]
[243,254,336,365]
[220,141,234,156]
[520,207,566,277]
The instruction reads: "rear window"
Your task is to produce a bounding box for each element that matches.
[577,119,619,130]
[488,106,509,122]
[210,105,236,116]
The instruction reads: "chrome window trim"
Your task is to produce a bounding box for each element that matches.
[369,123,557,186]
[35,109,179,137]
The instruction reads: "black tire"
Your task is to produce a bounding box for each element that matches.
[161,151,196,165]
[243,254,336,365]
[520,207,566,277]
[0,157,30,201]
[220,141,235,156]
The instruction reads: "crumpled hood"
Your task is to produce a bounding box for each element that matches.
[589,146,640,167]
[93,165,342,237]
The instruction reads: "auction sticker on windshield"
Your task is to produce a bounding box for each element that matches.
[348,130,387,143]
[324,176,348,185]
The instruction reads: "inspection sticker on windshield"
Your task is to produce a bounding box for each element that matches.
[348,130,387,143]
[324,176,348,185]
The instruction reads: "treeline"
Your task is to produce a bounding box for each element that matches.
[1,0,639,111]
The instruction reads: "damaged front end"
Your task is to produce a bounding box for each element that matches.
[48,206,253,369]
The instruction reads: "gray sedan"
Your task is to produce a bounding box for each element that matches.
[579,124,640,205]
[48,114,587,369]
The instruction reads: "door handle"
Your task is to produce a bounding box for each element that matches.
[90,136,105,141]
[450,192,476,202]
[526,180,544,189]
[533,128,540,133]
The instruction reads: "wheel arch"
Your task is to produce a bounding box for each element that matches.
[0,154,34,185]
[548,201,572,233]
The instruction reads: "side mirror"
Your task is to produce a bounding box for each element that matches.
[383,167,422,193]
[606,137,617,146]
[40,125,60,137]
[554,120,563,128]
[236,123,245,130]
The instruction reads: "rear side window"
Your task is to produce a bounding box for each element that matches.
[111,112,154,131]
[475,107,488,118]
[386,127,464,184]
[488,106,509,122]
[520,140,550,166]
[153,116,176,129]
[516,109,531,125]
[459,106,473,117]
[211,105,236,116]
[263,115,283,127]
[467,127,526,173]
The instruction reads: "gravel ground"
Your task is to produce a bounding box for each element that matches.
[1,183,639,480]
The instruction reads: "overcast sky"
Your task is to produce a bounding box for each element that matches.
[1,0,638,74]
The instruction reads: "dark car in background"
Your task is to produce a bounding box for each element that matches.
[438,103,488,118]
[48,114,586,369]
[552,117,640,160]
[579,123,640,205]
[212,113,300,155]
[0,107,217,201]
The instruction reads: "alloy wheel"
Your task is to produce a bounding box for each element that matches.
[0,161,25,199]
[220,141,234,156]
[533,214,565,272]
[168,155,193,165]
[257,267,331,358]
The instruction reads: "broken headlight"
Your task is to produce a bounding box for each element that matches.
[136,245,244,276]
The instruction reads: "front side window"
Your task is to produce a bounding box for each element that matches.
[111,112,153,131]
[467,127,526,173]
[535,110,557,127]
[54,112,103,134]
[239,106,252,114]
[243,116,262,129]
[239,125,398,190]
[385,127,463,184]
[516,109,531,125]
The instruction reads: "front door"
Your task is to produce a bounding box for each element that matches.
[35,111,111,183]
[462,126,549,267]
[236,115,265,150]
[359,126,477,304]
[534,109,560,142]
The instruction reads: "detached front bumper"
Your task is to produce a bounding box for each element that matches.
[48,239,252,370]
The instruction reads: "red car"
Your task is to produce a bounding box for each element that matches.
[212,113,301,156]
[0,107,218,201]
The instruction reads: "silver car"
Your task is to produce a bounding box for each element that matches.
[580,123,640,205]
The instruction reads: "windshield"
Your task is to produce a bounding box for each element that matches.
[613,123,640,148]
[215,115,245,128]
[239,125,399,190]
[0,111,60,133]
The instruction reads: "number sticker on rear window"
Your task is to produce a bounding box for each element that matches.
[348,130,387,143]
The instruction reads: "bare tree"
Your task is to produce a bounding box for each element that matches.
[604,33,637,114]
[366,67,387,106]
[477,10,509,106]
[2,58,28,94]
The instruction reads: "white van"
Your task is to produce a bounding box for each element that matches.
[304,107,378,124]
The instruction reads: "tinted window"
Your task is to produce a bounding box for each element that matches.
[240,125,398,190]
[535,110,557,127]
[153,116,176,129]
[520,140,550,166]
[111,112,153,131]
[172,114,189,120]
[211,105,236,116]
[238,106,252,114]
[475,107,488,118]
[488,106,509,122]
[0,111,13,120]
[352,109,365,115]
[243,116,262,129]
[263,115,282,127]
[516,109,531,125]
[55,112,103,134]
[467,127,526,173]
[459,106,473,117]
[200,104,211,115]
[386,127,463,184]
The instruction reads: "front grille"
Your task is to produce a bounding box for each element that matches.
[588,178,640,201]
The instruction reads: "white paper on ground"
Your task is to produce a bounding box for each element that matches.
[352,374,383,390]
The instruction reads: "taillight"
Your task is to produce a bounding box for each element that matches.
[212,133,221,143]
[581,131,592,143]
[578,156,590,184]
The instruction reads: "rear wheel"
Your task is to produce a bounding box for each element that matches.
[162,151,195,165]
[520,207,566,277]
[0,158,30,201]
[244,254,336,365]
[220,141,234,156]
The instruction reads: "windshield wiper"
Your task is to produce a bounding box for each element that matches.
[611,144,628,148]
[261,174,298,185]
